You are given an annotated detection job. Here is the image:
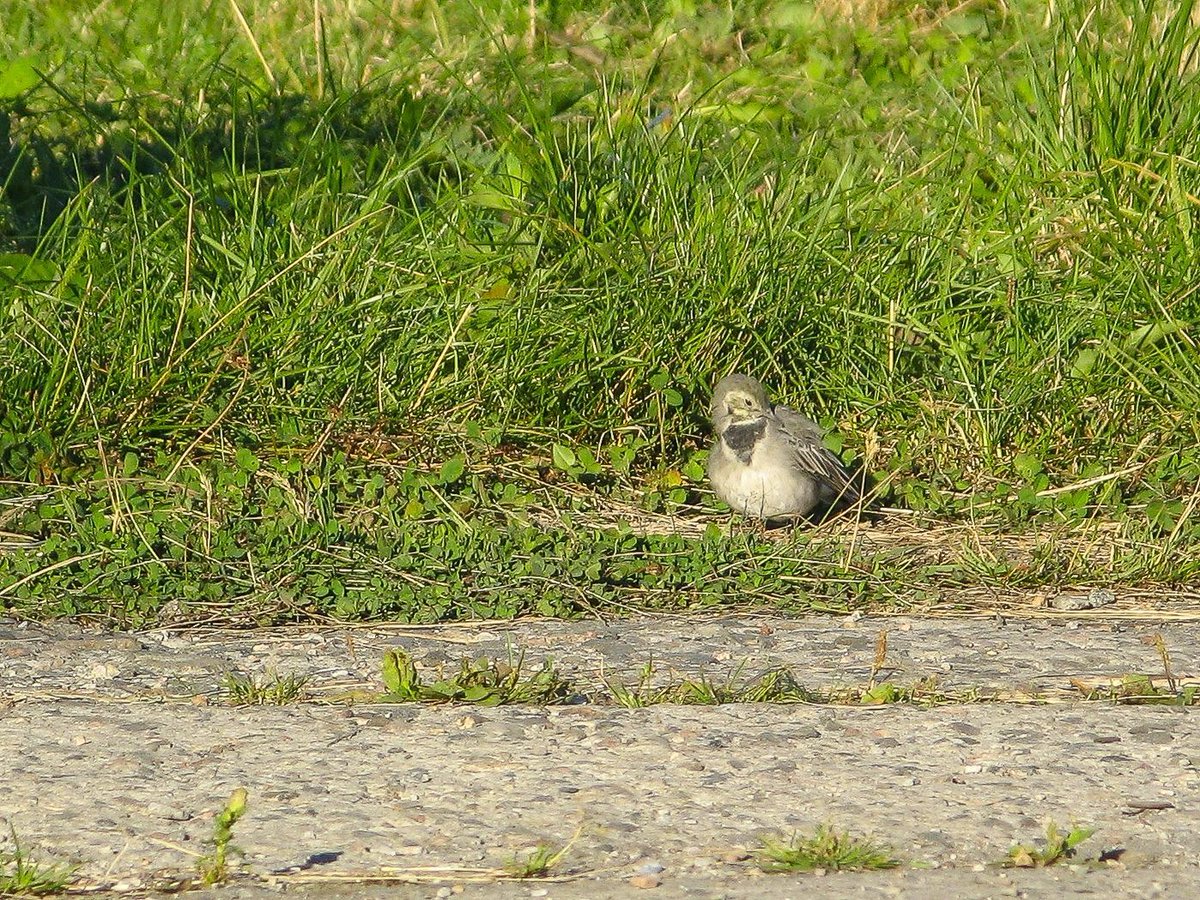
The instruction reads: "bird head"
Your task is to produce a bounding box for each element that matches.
[711,374,770,429]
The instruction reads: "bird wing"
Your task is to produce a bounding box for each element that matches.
[772,405,860,502]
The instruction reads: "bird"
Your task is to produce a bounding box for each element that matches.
[707,373,860,522]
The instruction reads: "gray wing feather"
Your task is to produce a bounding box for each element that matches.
[772,405,860,501]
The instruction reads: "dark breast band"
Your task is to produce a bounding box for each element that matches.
[722,419,766,464]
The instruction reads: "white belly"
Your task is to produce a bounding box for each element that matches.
[712,453,819,519]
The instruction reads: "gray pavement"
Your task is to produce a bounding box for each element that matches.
[2,615,1198,898]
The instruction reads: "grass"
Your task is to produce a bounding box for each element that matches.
[0,828,75,897]
[221,670,309,705]
[504,844,564,879]
[503,829,580,879]
[606,660,813,707]
[604,658,965,707]
[1073,673,1200,705]
[375,648,979,708]
[380,647,579,705]
[1071,631,1200,704]
[3,0,1200,624]
[755,825,900,873]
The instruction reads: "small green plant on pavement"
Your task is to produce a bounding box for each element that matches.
[221,671,309,706]
[607,661,813,707]
[504,828,581,879]
[1004,821,1095,868]
[1072,634,1199,705]
[380,649,578,706]
[755,825,900,873]
[0,828,75,896]
[606,659,963,708]
[197,788,249,885]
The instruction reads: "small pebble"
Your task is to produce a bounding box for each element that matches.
[1050,588,1116,611]
[629,873,662,889]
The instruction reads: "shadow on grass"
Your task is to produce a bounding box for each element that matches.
[1,80,433,249]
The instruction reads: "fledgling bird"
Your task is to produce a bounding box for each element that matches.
[707,373,860,522]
